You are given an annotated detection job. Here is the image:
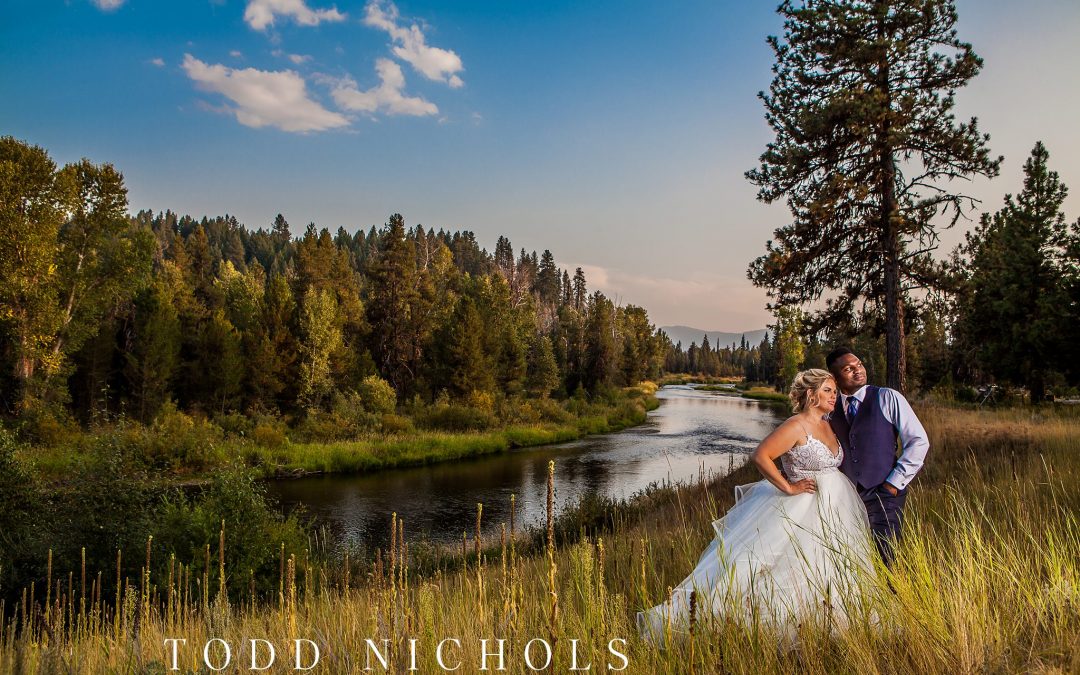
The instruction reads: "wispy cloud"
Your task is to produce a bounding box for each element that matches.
[244,0,346,31]
[325,58,437,117]
[363,0,464,88]
[182,54,349,132]
[230,50,243,59]
[149,57,165,67]
[90,0,125,11]
[274,49,313,65]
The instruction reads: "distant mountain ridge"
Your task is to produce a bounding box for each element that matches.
[660,325,768,350]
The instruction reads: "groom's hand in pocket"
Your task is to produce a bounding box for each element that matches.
[881,482,899,497]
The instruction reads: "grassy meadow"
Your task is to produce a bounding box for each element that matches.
[2,402,1079,673]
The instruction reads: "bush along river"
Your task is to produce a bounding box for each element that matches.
[265,385,788,554]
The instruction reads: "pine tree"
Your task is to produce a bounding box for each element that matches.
[525,335,560,397]
[583,291,617,393]
[572,267,587,312]
[125,279,181,421]
[955,142,1073,401]
[433,296,493,398]
[747,0,1001,392]
[366,214,420,394]
[535,250,561,306]
[201,309,244,414]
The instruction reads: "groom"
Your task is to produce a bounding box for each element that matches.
[826,347,929,565]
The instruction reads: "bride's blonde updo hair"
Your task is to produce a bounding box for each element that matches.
[788,369,835,413]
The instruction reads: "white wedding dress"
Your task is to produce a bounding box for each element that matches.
[637,433,875,640]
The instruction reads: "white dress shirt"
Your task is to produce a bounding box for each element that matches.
[840,385,929,490]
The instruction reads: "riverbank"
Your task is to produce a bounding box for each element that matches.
[4,402,1077,673]
[17,384,660,483]
[661,374,792,404]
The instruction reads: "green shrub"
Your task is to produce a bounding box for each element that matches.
[379,413,414,434]
[293,410,354,443]
[15,402,79,446]
[415,403,495,431]
[145,402,225,469]
[0,429,43,598]
[251,418,289,448]
[358,375,397,415]
[151,469,310,599]
[214,411,253,438]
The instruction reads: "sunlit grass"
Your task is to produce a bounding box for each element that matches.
[3,402,1078,673]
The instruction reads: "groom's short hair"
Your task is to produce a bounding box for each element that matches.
[826,346,855,372]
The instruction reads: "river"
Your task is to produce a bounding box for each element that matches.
[265,386,788,554]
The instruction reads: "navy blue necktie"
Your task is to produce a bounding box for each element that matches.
[846,396,859,422]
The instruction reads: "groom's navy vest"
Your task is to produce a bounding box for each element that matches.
[830,386,899,490]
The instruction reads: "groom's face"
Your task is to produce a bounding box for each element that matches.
[831,353,867,394]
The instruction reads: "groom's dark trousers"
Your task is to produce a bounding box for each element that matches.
[831,385,907,566]
[857,483,906,565]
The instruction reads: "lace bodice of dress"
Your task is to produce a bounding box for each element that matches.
[781,434,843,482]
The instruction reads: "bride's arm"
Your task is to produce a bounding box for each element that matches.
[751,421,816,496]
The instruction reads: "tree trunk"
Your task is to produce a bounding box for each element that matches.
[878,11,906,394]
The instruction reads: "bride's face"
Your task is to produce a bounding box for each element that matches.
[813,379,838,414]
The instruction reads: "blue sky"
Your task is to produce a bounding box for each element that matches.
[3,0,1079,331]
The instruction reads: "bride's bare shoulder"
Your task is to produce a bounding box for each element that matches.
[767,416,807,441]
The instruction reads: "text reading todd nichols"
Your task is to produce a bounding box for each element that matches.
[162,637,630,671]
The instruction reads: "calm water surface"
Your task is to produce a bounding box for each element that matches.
[266,386,787,553]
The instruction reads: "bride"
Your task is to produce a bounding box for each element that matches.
[638,369,875,640]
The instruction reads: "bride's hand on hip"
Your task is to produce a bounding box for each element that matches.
[786,478,816,496]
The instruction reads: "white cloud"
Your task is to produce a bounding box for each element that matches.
[244,0,346,31]
[149,57,165,67]
[363,0,464,88]
[274,49,312,64]
[91,0,125,11]
[326,58,437,117]
[182,54,350,132]
[230,50,243,58]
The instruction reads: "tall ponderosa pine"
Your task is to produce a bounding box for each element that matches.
[955,142,1075,401]
[747,0,1000,392]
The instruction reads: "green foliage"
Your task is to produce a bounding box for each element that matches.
[44,431,158,586]
[125,278,182,422]
[953,142,1078,401]
[525,335,560,397]
[298,288,343,409]
[414,401,496,432]
[0,429,43,595]
[2,136,672,453]
[144,401,226,469]
[358,374,397,415]
[152,470,309,598]
[774,306,805,389]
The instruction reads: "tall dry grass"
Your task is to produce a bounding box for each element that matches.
[2,403,1078,673]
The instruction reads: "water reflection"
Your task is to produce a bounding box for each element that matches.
[266,386,787,553]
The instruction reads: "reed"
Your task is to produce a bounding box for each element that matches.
[1,403,1078,673]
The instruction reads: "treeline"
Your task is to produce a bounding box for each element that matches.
[747,142,1080,401]
[663,333,760,378]
[0,136,669,431]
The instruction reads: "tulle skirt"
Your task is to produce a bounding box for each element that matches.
[637,469,875,641]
